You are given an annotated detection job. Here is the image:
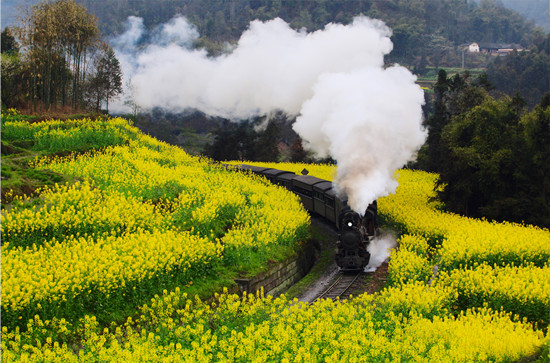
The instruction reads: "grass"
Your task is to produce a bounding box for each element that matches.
[283,219,335,299]
[1,140,69,208]
[416,66,487,83]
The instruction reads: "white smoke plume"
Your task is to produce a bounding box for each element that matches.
[111,15,427,213]
[364,230,398,273]
[294,66,426,212]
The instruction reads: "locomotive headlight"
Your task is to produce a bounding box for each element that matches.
[348,221,353,227]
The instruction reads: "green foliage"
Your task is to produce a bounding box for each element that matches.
[2,118,133,153]
[436,93,550,227]
[1,52,23,109]
[418,66,549,228]
[487,41,550,108]
[419,71,490,172]
[0,115,137,207]
[441,97,517,213]
[498,0,550,31]
[1,116,310,334]
[80,0,539,68]
[206,118,281,162]
[1,27,19,54]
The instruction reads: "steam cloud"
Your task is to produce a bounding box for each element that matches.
[112,15,427,213]
[364,231,398,273]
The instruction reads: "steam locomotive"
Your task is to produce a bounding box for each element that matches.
[229,164,378,270]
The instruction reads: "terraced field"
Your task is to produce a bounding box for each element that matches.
[1,114,548,362]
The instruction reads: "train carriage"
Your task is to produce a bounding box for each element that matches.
[235,164,272,175]
[263,168,296,185]
[324,189,338,224]
[312,181,333,220]
[276,172,296,190]
[291,175,326,211]
[224,162,377,270]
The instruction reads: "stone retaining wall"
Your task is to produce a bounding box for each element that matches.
[234,239,318,296]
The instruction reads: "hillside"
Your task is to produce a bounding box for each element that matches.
[474,0,550,32]
[4,0,547,35]
[1,113,309,323]
[3,0,536,65]
[74,0,542,68]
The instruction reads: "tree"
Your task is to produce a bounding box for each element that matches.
[206,121,256,161]
[15,0,100,111]
[254,120,280,162]
[206,119,282,162]
[90,46,123,113]
[420,69,451,172]
[1,52,23,109]
[1,27,22,109]
[290,137,308,162]
[487,48,550,108]
[520,94,550,226]
[439,96,522,218]
[1,27,19,54]
[435,92,550,228]
[419,71,492,172]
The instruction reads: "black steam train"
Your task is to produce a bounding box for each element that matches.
[229,164,378,270]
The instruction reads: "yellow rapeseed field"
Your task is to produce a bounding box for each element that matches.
[1,117,548,361]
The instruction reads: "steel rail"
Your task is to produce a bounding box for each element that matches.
[313,272,361,303]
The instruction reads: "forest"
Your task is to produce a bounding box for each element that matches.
[78,0,543,64]
[1,0,549,228]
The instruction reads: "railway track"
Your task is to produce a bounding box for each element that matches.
[313,271,363,302]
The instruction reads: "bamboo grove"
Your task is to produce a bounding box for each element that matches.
[2,0,122,113]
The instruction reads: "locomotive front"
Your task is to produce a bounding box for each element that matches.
[335,204,377,270]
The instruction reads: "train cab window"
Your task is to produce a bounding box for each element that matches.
[314,191,324,201]
[293,186,313,198]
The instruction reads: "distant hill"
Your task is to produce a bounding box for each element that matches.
[74,0,542,69]
[472,0,550,31]
[3,0,546,70]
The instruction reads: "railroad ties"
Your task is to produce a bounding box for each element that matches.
[313,272,363,303]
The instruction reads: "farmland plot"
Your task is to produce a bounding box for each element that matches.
[1,117,548,362]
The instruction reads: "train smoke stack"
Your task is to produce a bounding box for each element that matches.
[112,16,426,213]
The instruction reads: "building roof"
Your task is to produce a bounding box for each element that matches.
[477,42,522,50]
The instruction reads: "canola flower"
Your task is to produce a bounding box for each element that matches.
[437,263,550,325]
[34,142,309,254]
[245,163,550,321]
[3,118,549,362]
[2,229,221,325]
[2,117,310,332]
[387,236,433,286]
[2,107,21,116]
[379,169,550,269]
[1,289,545,362]
[1,181,167,249]
[379,170,550,327]
[2,117,139,152]
[236,164,550,269]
